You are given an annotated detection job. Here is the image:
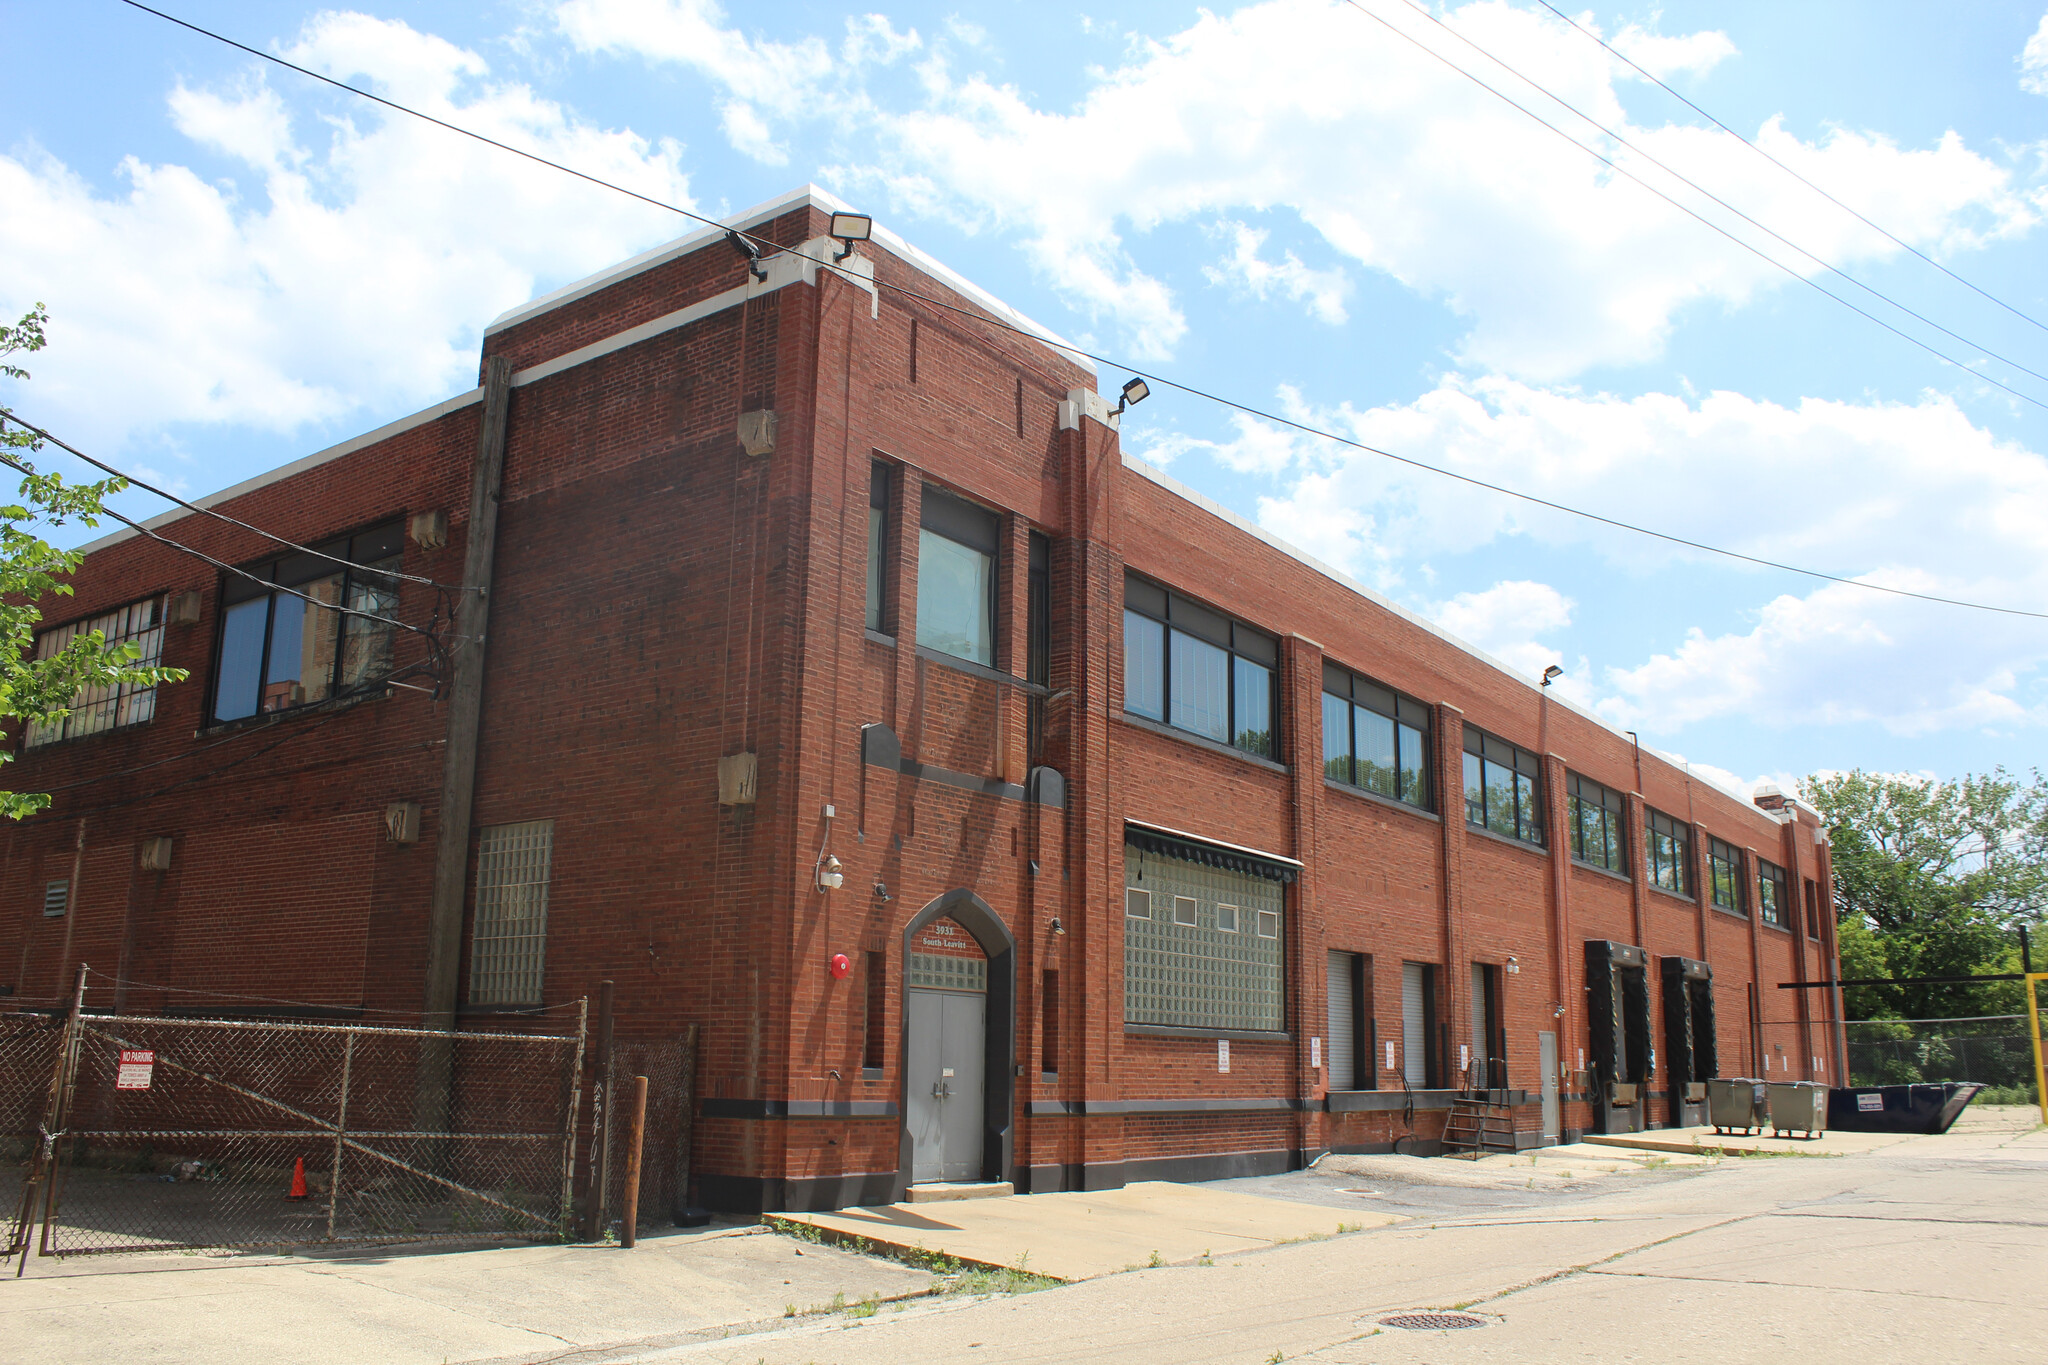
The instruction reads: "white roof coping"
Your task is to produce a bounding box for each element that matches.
[71,388,485,560]
[483,184,1094,378]
[1120,451,1762,807]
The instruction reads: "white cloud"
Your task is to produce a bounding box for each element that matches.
[1609,23,1738,80]
[2023,14,2048,95]
[0,11,693,455]
[1432,579,1574,680]
[1204,222,1350,324]
[1242,374,2048,736]
[838,0,2037,371]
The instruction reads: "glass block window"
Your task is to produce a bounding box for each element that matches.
[1462,727,1544,847]
[1568,772,1626,872]
[1123,846,1284,1033]
[26,596,166,747]
[909,953,988,992]
[469,820,554,1007]
[1322,663,1431,810]
[1646,809,1692,897]
[1123,574,1277,758]
[1758,859,1789,928]
[1708,836,1744,913]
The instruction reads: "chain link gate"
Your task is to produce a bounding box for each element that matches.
[7,1005,584,1265]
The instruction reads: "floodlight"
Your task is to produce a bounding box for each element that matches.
[830,212,874,261]
[1115,377,1150,414]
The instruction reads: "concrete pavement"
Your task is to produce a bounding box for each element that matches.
[2,1107,2039,1364]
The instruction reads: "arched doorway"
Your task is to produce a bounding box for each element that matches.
[899,890,1015,1188]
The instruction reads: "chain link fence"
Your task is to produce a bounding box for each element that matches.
[598,1029,698,1236]
[1841,1016,2041,1091]
[5,1010,584,1260]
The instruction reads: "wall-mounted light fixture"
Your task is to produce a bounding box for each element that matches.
[1505,955,1520,975]
[1114,377,1150,415]
[727,229,767,282]
[1541,664,1563,688]
[873,880,891,902]
[818,855,845,892]
[1050,916,1066,936]
[829,212,873,262]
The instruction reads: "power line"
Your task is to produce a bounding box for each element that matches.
[1369,0,2048,393]
[108,0,2048,622]
[1531,0,2048,339]
[0,409,471,592]
[0,434,451,640]
[1343,0,2048,413]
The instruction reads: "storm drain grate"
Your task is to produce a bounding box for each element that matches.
[1379,1312,1489,1331]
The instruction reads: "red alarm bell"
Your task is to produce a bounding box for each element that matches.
[829,952,852,980]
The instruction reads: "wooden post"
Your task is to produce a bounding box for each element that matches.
[621,1075,649,1249]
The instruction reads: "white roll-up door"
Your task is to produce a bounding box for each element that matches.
[1326,951,1356,1090]
[1402,961,1429,1087]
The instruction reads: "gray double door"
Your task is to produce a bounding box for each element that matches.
[905,987,985,1184]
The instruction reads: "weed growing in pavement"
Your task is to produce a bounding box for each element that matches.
[1198,1249,1213,1266]
[1147,1250,1164,1267]
[1266,1351,1285,1363]
[783,1303,796,1318]
[848,1293,882,1319]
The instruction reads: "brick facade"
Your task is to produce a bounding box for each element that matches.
[1,187,1841,1211]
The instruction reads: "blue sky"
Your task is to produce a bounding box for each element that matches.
[5,0,2048,797]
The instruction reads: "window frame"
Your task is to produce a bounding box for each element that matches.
[1322,663,1432,811]
[207,521,404,726]
[1461,727,1545,848]
[915,486,1000,668]
[1645,808,1693,898]
[1122,573,1279,760]
[1567,771,1627,873]
[1707,835,1745,914]
[864,461,891,635]
[1758,858,1790,928]
[24,595,169,749]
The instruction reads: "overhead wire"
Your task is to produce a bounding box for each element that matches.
[1343,0,2048,411]
[0,409,472,591]
[0,431,452,640]
[1530,0,2048,338]
[107,0,2048,622]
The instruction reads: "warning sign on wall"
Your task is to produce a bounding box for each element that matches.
[115,1049,155,1091]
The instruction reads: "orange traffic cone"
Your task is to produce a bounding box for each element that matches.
[286,1157,309,1201]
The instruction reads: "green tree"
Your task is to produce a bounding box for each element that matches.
[0,303,187,817]
[1802,768,2047,1020]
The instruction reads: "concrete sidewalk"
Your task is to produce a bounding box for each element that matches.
[770,1180,1399,1281]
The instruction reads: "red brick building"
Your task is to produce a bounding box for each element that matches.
[1,187,1841,1210]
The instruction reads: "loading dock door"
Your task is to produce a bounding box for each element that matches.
[1401,962,1431,1088]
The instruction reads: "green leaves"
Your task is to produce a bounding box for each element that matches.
[1803,767,2047,1019]
[0,305,189,817]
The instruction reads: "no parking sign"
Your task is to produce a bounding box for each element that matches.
[116,1049,155,1090]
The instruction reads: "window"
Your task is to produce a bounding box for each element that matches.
[42,879,69,918]
[1708,836,1744,913]
[211,523,402,724]
[468,820,554,1007]
[1124,844,1284,1032]
[26,597,167,747]
[1122,574,1277,758]
[1462,728,1544,846]
[865,462,890,634]
[1126,887,1152,918]
[916,488,998,667]
[1216,902,1239,933]
[1568,772,1626,872]
[1645,809,1692,896]
[1040,969,1060,1077]
[1322,664,1431,810]
[1026,533,1050,686]
[863,951,887,1072]
[1804,878,1822,940]
[1758,859,1789,928]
